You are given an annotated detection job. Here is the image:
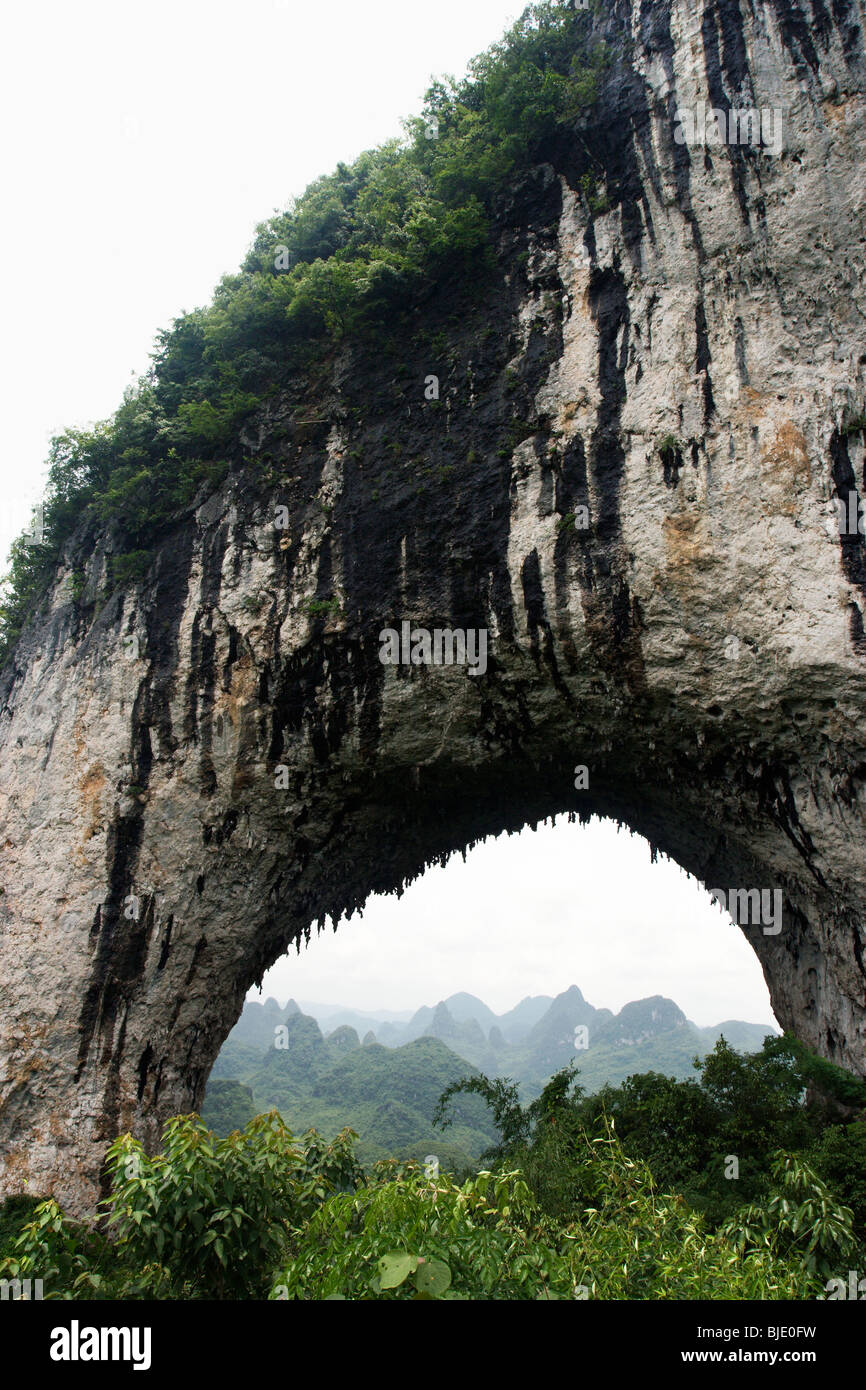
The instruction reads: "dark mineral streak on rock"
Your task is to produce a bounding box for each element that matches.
[76,528,195,1090]
[831,427,866,608]
[583,263,647,695]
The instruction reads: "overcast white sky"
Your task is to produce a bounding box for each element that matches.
[1,0,777,1031]
[257,818,777,1027]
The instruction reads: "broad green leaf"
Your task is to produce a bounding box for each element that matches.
[413,1258,451,1297]
[377,1252,417,1289]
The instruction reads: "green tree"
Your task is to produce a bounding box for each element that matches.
[102,1111,362,1298]
[721,1152,858,1278]
[807,1121,866,1246]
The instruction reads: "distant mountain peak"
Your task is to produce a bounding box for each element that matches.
[230,986,777,1101]
[594,995,688,1047]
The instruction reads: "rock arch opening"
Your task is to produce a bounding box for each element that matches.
[239,814,779,1048]
[207,816,780,1157]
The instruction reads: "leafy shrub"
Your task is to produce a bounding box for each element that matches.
[303,597,341,618]
[102,1112,362,1298]
[272,1163,574,1300]
[0,1194,43,1257]
[272,1129,822,1301]
[111,551,152,587]
[1,1114,364,1300]
[807,1121,866,1246]
[0,1198,112,1300]
[560,1130,819,1300]
[436,1038,866,1241]
[2,1099,852,1301]
[67,569,87,600]
[720,1152,858,1279]
[436,1063,605,1220]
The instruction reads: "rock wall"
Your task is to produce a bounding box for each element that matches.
[2,0,866,1215]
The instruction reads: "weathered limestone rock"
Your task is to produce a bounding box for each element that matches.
[2,0,866,1216]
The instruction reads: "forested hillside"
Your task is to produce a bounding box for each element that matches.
[206,1005,497,1169]
[208,986,776,1150]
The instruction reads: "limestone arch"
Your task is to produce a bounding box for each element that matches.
[1,0,865,1220]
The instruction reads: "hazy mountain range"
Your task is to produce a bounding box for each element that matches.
[206,1017,500,1170]
[203,986,778,1166]
[229,985,776,1092]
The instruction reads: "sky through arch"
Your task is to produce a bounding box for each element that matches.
[252,817,779,1030]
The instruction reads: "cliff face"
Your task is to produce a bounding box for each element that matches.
[2,0,866,1215]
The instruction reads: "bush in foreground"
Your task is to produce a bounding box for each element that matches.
[0,1109,856,1300]
[272,1131,842,1301]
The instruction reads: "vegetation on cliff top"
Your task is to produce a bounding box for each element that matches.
[0,1,606,669]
